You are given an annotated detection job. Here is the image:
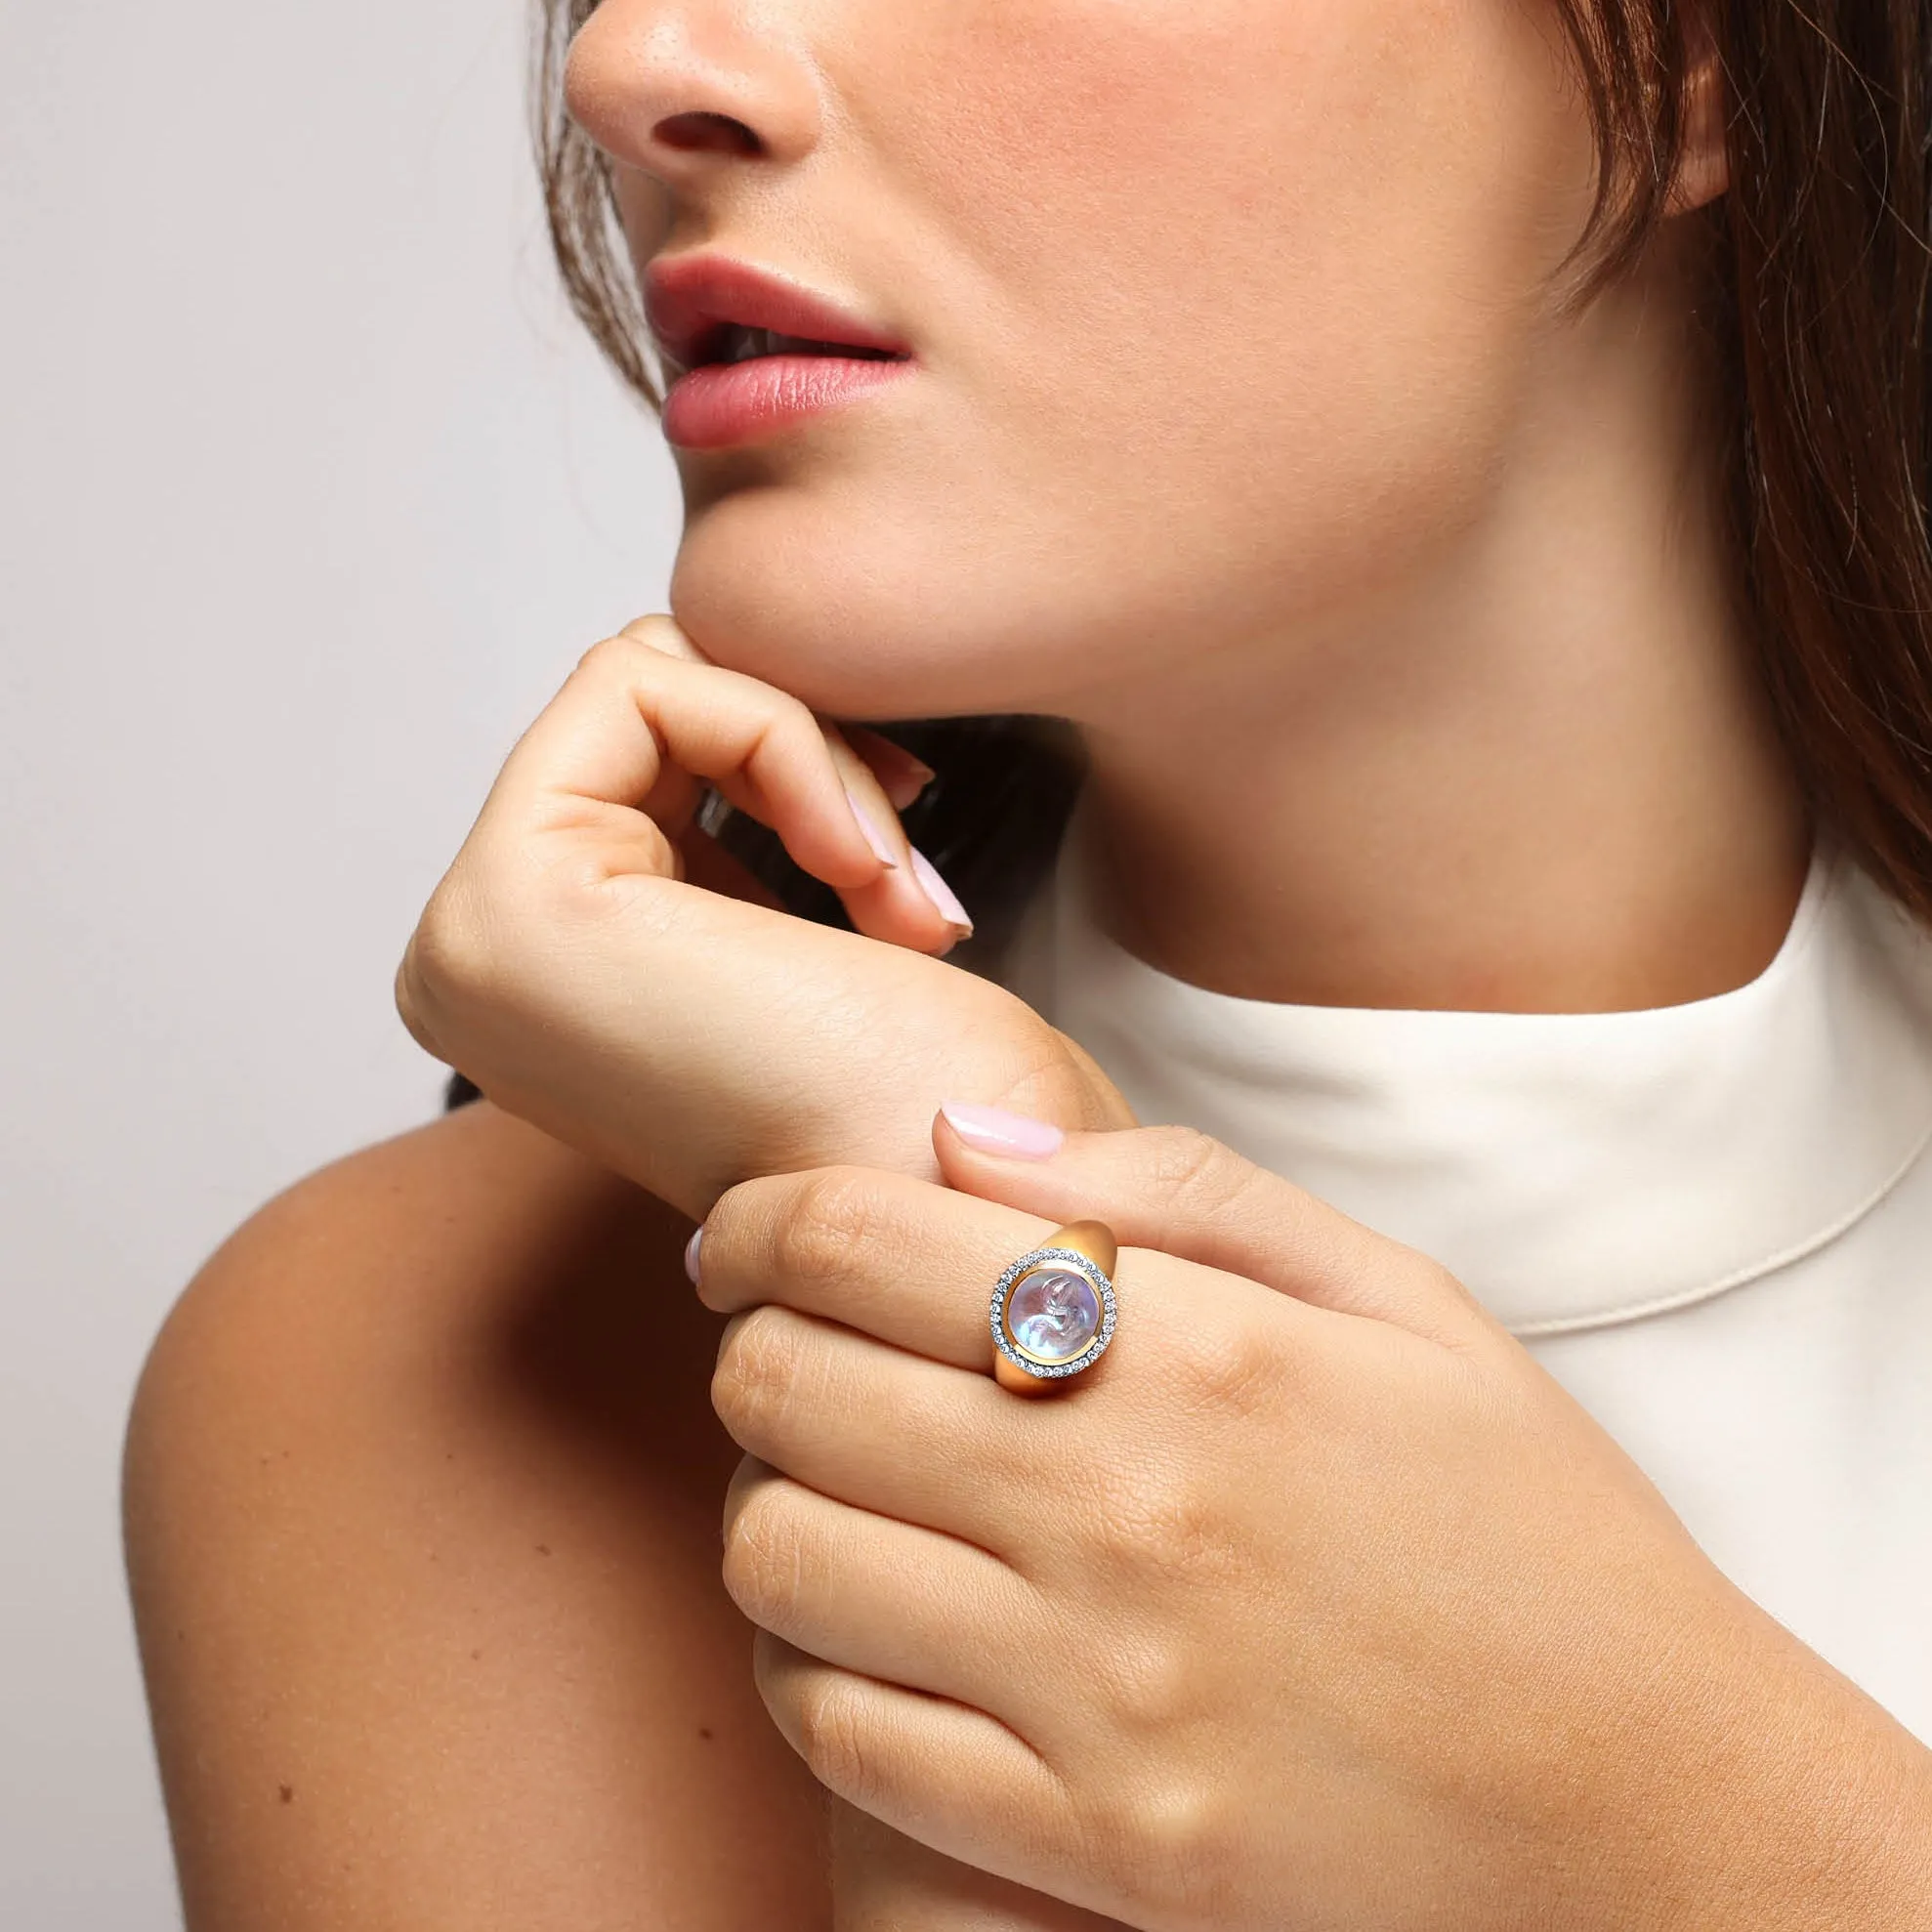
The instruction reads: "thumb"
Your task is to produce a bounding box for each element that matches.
[932,1103,1497,1350]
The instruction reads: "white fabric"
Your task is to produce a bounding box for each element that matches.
[1003,815,1932,1742]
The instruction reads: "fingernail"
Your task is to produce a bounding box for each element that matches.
[684,1226,704,1284]
[844,787,900,870]
[884,768,934,812]
[876,745,937,812]
[939,1101,1064,1159]
[910,847,973,937]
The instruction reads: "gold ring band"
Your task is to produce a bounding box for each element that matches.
[989,1219,1119,1396]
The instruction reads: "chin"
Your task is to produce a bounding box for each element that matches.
[666,483,1087,722]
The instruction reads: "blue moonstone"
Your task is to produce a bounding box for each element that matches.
[1007,1267,1102,1362]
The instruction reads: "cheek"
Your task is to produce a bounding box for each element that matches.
[952,0,1594,575]
[670,0,1595,718]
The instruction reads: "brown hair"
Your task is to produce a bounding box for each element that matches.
[528,0,1932,940]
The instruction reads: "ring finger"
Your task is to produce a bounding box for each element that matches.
[695,1164,1060,1369]
[698,1162,1224,1410]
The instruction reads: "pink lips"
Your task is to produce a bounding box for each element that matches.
[643,253,916,450]
[659,355,914,449]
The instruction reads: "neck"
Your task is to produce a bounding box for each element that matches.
[1070,237,1810,1016]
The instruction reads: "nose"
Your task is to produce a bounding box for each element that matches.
[562,0,822,185]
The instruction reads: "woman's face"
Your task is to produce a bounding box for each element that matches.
[565,0,1598,723]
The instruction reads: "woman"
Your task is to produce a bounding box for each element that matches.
[125,0,1932,1925]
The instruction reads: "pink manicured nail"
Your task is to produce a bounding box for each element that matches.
[876,746,937,812]
[844,788,900,869]
[684,1226,703,1284]
[910,848,973,936]
[940,1102,1065,1159]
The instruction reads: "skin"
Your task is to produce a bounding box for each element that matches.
[125,1107,832,1929]
[700,1127,1932,1929]
[378,619,1928,1929]
[570,0,1803,1008]
[123,0,1927,1926]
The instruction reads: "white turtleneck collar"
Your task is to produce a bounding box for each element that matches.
[1003,817,1932,1336]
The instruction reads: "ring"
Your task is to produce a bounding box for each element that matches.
[989,1220,1118,1395]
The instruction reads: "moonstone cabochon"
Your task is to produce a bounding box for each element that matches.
[1008,1269,1101,1359]
[990,1246,1117,1380]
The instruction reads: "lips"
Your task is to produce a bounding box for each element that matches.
[644,254,913,376]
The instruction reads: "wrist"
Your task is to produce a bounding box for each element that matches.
[1591,1600,1932,1931]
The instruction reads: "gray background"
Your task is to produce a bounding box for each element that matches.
[1,2,681,1917]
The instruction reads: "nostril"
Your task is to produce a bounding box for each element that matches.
[654,109,761,157]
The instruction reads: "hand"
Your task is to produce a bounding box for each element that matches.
[395,613,1136,1928]
[395,614,1132,1222]
[693,1112,1932,1931]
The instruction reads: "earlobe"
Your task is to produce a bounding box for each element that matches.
[1666,41,1730,216]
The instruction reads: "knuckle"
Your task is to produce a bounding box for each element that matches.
[1133,1772,1220,1864]
[1085,1771,1236,1922]
[1419,1253,1492,1332]
[572,629,649,686]
[711,1306,807,1443]
[719,1477,809,1626]
[574,811,679,887]
[1140,1126,1256,1219]
[769,1167,879,1289]
[788,1670,876,1805]
[1163,1313,1285,1421]
[746,690,827,777]
[392,936,442,1057]
[760,683,818,739]
[1095,1632,1199,1739]
[986,1025,1108,1129]
[1080,1455,1233,1587]
[613,612,686,654]
[396,870,498,1041]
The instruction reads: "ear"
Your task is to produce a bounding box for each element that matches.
[1666,18,1729,215]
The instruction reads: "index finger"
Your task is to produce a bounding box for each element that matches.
[484,618,884,892]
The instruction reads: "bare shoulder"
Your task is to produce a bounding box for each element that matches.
[137,1098,696,1427]
[126,1101,830,1932]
